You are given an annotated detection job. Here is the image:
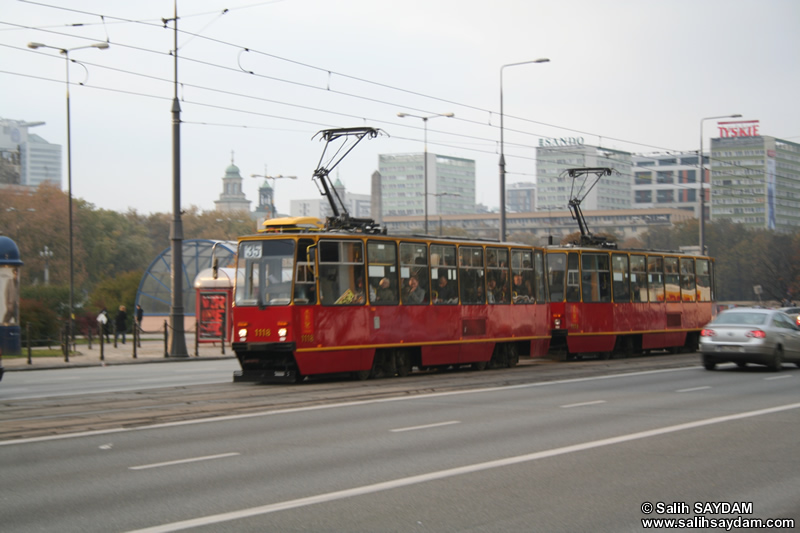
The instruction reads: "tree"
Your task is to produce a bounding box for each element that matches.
[88,270,143,332]
[20,298,61,346]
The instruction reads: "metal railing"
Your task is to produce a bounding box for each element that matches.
[21,318,230,364]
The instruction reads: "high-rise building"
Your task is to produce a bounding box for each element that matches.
[710,132,800,232]
[0,118,61,188]
[536,141,632,211]
[632,153,703,217]
[507,182,536,213]
[378,153,475,216]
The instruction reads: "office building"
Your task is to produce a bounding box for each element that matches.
[378,153,476,217]
[507,182,536,213]
[290,178,370,220]
[632,152,704,217]
[0,118,61,188]
[536,141,632,211]
[710,132,800,232]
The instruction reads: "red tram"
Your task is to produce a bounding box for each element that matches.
[231,220,551,383]
[227,133,714,383]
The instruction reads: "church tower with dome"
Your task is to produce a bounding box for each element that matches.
[214,152,252,213]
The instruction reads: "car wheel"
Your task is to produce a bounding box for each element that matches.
[702,355,716,371]
[767,346,783,372]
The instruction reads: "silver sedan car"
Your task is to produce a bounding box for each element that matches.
[700,308,800,371]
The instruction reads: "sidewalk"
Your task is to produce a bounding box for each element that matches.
[2,338,236,371]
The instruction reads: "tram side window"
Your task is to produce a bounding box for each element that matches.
[487,247,510,304]
[459,246,485,304]
[630,255,647,303]
[431,244,458,304]
[696,259,712,302]
[400,242,429,305]
[367,241,398,305]
[581,253,611,303]
[318,240,365,305]
[680,257,696,302]
[647,256,665,302]
[511,249,534,304]
[294,238,317,305]
[547,252,566,302]
[612,253,630,303]
[566,252,581,302]
[664,257,680,302]
[534,250,547,302]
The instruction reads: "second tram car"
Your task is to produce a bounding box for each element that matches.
[545,245,714,359]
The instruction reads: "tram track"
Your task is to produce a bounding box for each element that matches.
[0,353,700,441]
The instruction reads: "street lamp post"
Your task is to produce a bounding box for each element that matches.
[39,246,54,285]
[27,40,109,337]
[699,113,741,254]
[397,112,455,234]
[499,58,549,242]
[251,171,297,219]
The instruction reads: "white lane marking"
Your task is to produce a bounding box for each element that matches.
[125,402,800,533]
[390,421,460,433]
[129,453,240,471]
[30,376,81,382]
[560,400,606,409]
[765,375,791,381]
[676,386,711,393]
[0,366,711,447]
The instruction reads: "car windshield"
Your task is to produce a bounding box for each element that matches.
[713,312,768,326]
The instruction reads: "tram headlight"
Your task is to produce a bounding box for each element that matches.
[278,327,287,341]
[554,318,562,329]
[238,328,248,340]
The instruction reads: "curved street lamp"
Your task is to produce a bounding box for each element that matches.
[27,40,109,336]
[499,58,549,241]
[397,112,455,234]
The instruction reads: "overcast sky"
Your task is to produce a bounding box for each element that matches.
[2,0,798,216]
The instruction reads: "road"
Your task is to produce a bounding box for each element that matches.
[0,360,239,400]
[0,355,798,532]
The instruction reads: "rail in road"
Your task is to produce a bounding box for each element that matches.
[0,353,704,442]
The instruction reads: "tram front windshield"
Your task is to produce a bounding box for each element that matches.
[235,239,295,306]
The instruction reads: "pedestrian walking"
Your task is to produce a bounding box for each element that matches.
[115,305,128,344]
[97,307,110,342]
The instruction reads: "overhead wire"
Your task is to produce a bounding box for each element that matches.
[3,2,799,214]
